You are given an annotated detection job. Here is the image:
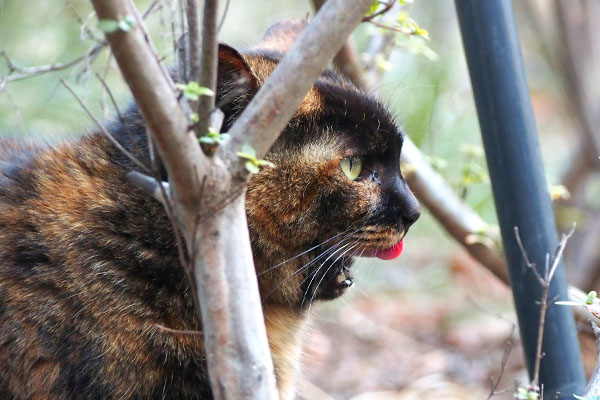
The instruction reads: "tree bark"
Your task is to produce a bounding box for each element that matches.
[90,0,373,398]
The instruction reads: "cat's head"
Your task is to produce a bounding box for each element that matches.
[216,20,420,310]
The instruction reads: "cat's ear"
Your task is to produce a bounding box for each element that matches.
[217,44,259,93]
[257,19,309,53]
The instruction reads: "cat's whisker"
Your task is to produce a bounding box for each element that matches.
[305,242,360,313]
[258,228,357,277]
[300,238,361,309]
[297,237,360,293]
[260,232,357,302]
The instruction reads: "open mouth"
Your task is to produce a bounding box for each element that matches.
[333,264,354,288]
[359,239,404,260]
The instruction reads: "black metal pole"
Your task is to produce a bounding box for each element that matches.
[454,1,586,398]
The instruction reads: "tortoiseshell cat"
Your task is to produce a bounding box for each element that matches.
[0,20,420,399]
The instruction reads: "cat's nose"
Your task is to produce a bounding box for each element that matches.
[388,179,421,229]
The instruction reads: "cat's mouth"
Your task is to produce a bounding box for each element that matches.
[333,264,354,289]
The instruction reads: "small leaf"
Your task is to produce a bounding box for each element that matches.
[416,28,430,39]
[118,19,132,32]
[245,161,260,174]
[236,152,253,161]
[123,15,136,28]
[549,184,570,201]
[176,82,214,101]
[198,136,215,144]
[366,1,380,16]
[217,133,230,143]
[586,290,597,305]
[241,145,256,159]
[97,19,120,33]
[190,113,199,123]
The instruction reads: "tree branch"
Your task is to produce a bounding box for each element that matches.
[310,0,509,284]
[91,0,374,398]
[90,0,208,209]
[515,225,576,391]
[219,0,375,174]
[193,0,218,138]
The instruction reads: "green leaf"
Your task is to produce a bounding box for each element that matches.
[366,1,380,16]
[416,28,430,39]
[123,15,136,28]
[245,161,260,174]
[190,113,199,123]
[118,19,132,32]
[97,19,120,33]
[198,136,216,144]
[586,290,597,305]
[241,145,256,159]
[176,82,214,101]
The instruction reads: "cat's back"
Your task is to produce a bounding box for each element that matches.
[0,135,211,400]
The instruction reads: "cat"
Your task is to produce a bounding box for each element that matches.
[0,20,420,400]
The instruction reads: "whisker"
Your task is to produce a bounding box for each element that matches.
[258,228,357,277]
[300,238,361,308]
[260,232,356,302]
[305,242,360,312]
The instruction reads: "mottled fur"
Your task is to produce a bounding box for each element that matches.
[0,22,420,399]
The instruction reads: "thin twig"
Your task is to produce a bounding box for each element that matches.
[155,323,202,335]
[368,19,425,36]
[487,324,516,399]
[126,171,169,205]
[514,224,576,390]
[362,1,394,22]
[186,0,202,82]
[194,0,218,138]
[0,44,106,89]
[217,0,231,33]
[0,0,161,91]
[60,79,151,174]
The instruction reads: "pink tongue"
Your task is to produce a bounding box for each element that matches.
[375,240,404,260]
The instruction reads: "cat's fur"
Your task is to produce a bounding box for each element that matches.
[0,20,420,399]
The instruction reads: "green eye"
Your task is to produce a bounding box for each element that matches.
[340,156,363,181]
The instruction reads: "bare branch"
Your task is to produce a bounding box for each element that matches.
[487,324,516,399]
[186,0,202,81]
[514,225,576,390]
[193,0,218,138]
[362,1,395,22]
[402,139,510,283]
[0,44,106,89]
[126,171,169,206]
[0,1,161,91]
[216,0,230,33]
[514,226,544,286]
[220,0,375,174]
[60,78,151,174]
[309,1,511,284]
[90,0,208,209]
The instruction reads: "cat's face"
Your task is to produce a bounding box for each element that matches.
[217,45,420,310]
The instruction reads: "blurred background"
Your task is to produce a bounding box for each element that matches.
[1,0,599,398]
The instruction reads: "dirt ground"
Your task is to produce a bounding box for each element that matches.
[298,248,547,400]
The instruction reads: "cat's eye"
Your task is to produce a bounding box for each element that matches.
[340,156,363,181]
